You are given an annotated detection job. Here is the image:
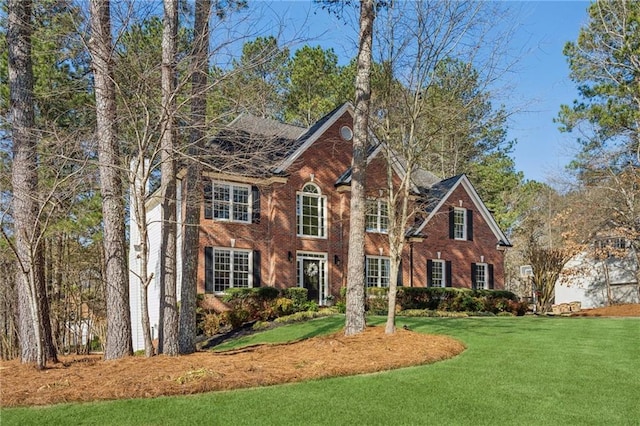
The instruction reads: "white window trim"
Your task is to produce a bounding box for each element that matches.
[211,181,252,224]
[296,183,327,239]
[475,262,488,290]
[454,207,467,241]
[366,198,389,234]
[206,247,253,294]
[431,259,446,288]
[366,256,390,288]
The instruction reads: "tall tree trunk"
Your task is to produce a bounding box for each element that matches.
[158,0,179,356]
[345,0,374,336]
[179,0,210,354]
[8,0,58,369]
[88,0,132,360]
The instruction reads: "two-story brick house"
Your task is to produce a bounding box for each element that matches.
[129,102,511,350]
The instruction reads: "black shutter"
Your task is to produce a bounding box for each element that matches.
[471,263,477,290]
[251,186,260,224]
[252,250,261,287]
[445,261,452,287]
[204,247,213,293]
[204,181,212,220]
[396,260,403,287]
[426,260,433,287]
[449,207,455,239]
[467,210,473,241]
[488,264,494,289]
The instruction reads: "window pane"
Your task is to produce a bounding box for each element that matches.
[454,209,465,239]
[214,250,231,292]
[432,261,444,287]
[365,200,378,231]
[233,251,250,288]
[380,258,390,288]
[476,264,487,290]
[299,193,324,237]
[366,258,379,287]
[232,186,249,222]
[366,257,389,288]
[213,184,230,220]
[366,199,388,233]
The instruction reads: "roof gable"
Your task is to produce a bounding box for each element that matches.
[416,174,511,246]
[274,102,354,173]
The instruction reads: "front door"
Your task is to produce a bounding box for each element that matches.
[297,253,327,304]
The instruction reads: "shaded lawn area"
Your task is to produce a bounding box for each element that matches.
[3,316,639,425]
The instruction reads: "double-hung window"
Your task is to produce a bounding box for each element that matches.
[366,199,389,233]
[453,208,466,239]
[450,207,473,241]
[472,262,494,290]
[204,247,252,293]
[297,183,326,237]
[430,260,445,288]
[212,182,250,223]
[366,256,390,288]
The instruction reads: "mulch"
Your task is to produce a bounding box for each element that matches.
[0,326,465,408]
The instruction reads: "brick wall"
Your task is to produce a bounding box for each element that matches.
[193,109,505,296]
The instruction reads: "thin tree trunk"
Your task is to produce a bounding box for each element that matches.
[132,161,155,357]
[88,0,132,360]
[345,0,374,336]
[158,0,179,356]
[179,0,211,354]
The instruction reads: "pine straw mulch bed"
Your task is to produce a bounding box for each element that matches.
[0,326,465,408]
[571,303,640,317]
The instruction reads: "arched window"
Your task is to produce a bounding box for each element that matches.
[296,183,326,237]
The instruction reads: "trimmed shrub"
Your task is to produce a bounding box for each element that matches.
[282,287,308,311]
[396,287,523,314]
[366,287,389,315]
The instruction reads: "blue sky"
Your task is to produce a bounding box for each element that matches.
[238,1,591,183]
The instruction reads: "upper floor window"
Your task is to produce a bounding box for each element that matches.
[204,247,254,293]
[297,183,326,238]
[366,256,390,288]
[366,198,389,233]
[450,207,473,241]
[204,181,260,223]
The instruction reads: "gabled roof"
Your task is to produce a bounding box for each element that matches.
[415,174,512,247]
[274,103,354,173]
[227,113,306,141]
[204,104,353,179]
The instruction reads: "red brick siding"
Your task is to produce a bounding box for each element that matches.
[193,110,505,297]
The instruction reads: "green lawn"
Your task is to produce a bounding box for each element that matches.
[3,316,639,425]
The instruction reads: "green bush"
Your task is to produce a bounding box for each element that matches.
[273,297,295,316]
[221,308,249,329]
[366,287,389,315]
[396,287,522,314]
[398,309,469,318]
[282,287,308,311]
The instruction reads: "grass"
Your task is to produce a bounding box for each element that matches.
[3,316,639,425]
